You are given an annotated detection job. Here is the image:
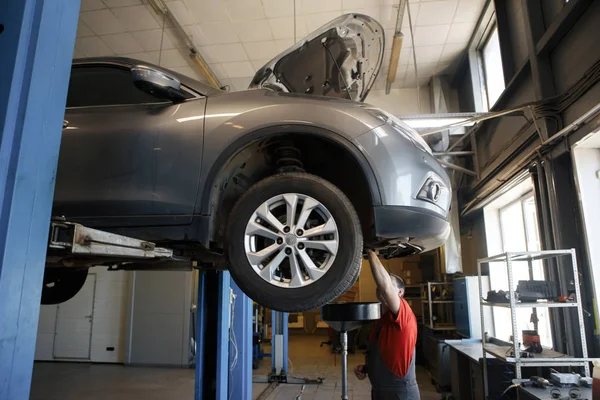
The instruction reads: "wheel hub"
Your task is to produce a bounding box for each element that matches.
[284,234,298,246]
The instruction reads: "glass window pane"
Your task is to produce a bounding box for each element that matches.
[67,66,166,107]
[482,28,505,109]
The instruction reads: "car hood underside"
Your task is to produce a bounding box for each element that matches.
[249,13,385,102]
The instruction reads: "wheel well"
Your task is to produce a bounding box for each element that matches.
[209,133,376,249]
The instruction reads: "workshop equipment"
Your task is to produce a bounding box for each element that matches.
[523,330,543,353]
[321,302,381,400]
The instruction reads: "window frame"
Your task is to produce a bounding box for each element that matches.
[65,62,203,110]
[477,24,505,111]
[483,181,554,348]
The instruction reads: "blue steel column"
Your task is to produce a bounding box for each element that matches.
[229,280,252,400]
[0,1,78,399]
[215,271,231,400]
[194,271,207,400]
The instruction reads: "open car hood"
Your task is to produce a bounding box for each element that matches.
[249,13,384,103]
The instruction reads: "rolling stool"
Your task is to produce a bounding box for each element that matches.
[321,302,381,400]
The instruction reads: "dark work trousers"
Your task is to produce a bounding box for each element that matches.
[366,324,420,400]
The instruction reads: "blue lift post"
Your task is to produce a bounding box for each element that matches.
[195,271,252,400]
[0,1,78,399]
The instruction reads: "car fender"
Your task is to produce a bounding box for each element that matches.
[196,91,385,217]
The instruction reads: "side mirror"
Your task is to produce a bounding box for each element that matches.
[131,66,187,102]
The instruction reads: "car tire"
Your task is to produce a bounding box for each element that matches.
[226,172,363,312]
[41,268,89,305]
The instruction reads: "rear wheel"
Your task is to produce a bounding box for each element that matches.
[41,268,89,305]
[226,173,363,312]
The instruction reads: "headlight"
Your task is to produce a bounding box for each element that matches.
[365,108,432,154]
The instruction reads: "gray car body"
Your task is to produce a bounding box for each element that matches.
[53,57,451,257]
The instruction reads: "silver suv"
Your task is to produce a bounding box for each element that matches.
[47,14,451,312]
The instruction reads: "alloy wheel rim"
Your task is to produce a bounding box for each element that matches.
[244,193,339,288]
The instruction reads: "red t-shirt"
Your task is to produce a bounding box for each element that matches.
[368,297,418,377]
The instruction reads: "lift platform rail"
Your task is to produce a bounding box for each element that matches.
[47,220,178,269]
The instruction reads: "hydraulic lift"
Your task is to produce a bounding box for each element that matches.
[45,219,252,400]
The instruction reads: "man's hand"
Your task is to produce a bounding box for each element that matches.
[354,364,367,380]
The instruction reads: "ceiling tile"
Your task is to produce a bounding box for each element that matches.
[131,29,175,51]
[269,17,295,40]
[145,51,161,64]
[76,20,95,38]
[296,0,342,15]
[76,36,114,57]
[445,22,475,43]
[198,22,240,44]
[166,1,198,26]
[305,11,343,32]
[357,7,380,20]
[263,0,294,18]
[102,0,141,7]
[202,43,248,63]
[122,51,159,64]
[184,0,230,23]
[80,0,106,12]
[440,42,465,61]
[384,29,394,49]
[112,6,161,31]
[183,25,209,47]
[398,46,413,65]
[73,48,86,58]
[208,63,228,79]
[224,0,266,21]
[413,45,443,64]
[101,32,144,54]
[276,39,294,52]
[342,0,382,11]
[164,28,188,49]
[453,10,480,23]
[242,41,279,61]
[158,49,189,67]
[169,65,200,79]
[379,6,400,30]
[236,20,274,42]
[456,0,485,14]
[221,61,255,78]
[80,10,126,35]
[251,59,271,70]
[229,77,253,91]
[416,1,458,26]
[413,24,450,46]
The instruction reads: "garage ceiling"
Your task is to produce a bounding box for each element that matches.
[74,0,485,91]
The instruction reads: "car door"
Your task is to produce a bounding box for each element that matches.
[53,64,206,225]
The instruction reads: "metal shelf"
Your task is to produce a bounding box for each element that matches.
[481,301,578,308]
[478,250,573,263]
[483,344,583,364]
[422,299,455,303]
[477,249,590,398]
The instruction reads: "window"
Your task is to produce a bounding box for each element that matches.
[480,27,505,109]
[66,66,169,108]
[483,180,554,348]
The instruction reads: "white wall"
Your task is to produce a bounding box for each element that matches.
[366,87,431,115]
[35,268,130,363]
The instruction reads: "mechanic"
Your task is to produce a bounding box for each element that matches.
[354,249,420,400]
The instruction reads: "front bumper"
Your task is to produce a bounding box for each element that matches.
[373,205,451,252]
[355,123,452,252]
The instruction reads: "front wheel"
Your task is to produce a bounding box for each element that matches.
[226,173,363,312]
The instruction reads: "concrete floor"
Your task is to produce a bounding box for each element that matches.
[31,334,441,400]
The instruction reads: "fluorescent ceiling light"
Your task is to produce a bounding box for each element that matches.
[401,118,477,128]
